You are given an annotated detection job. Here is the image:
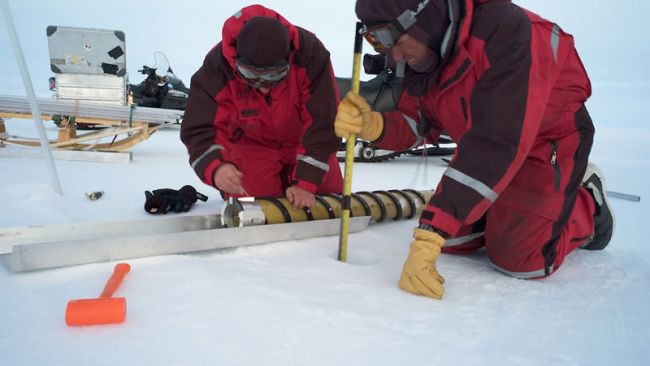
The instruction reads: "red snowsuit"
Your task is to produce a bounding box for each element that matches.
[181,5,343,198]
[375,0,596,278]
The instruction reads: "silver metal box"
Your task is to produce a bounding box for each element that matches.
[47,25,127,76]
[47,25,128,105]
[54,74,127,105]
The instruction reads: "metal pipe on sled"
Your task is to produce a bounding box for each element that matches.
[0,94,184,125]
[1,189,433,272]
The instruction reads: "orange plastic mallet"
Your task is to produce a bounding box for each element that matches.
[65,263,131,326]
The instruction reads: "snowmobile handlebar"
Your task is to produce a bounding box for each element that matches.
[138,65,157,76]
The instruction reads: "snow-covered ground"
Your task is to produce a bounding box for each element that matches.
[1,1,649,365]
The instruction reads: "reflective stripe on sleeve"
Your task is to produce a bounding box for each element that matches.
[297,155,330,172]
[444,167,498,202]
[403,113,418,136]
[191,144,224,169]
[403,112,425,150]
[445,232,485,247]
[550,24,560,62]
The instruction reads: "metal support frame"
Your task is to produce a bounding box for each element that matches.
[1,0,63,194]
[0,94,183,125]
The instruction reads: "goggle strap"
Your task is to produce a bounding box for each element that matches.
[397,10,417,31]
[395,60,406,78]
[397,0,431,30]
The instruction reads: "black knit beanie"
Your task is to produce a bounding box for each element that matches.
[356,0,460,95]
[355,0,450,51]
[236,17,290,67]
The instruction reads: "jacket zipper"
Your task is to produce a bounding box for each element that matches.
[550,140,560,192]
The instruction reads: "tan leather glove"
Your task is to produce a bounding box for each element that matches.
[334,91,384,142]
[399,228,446,299]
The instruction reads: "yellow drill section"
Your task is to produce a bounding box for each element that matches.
[249,189,433,225]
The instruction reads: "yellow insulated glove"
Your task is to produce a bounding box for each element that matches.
[334,91,384,142]
[399,228,446,300]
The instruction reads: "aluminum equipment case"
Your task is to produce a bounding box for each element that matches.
[47,25,128,105]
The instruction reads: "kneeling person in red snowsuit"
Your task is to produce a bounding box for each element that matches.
[336,0,615,299]
[181,5,343,208]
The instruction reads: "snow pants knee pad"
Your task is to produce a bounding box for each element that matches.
[484,207,556,279]
[482,186,594,279]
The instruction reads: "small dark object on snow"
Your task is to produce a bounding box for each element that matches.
[85,191,104,201]
[144,185,208,214]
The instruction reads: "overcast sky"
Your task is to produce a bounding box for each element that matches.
[2,0,648,127]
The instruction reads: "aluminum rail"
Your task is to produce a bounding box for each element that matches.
[0,94,183,124]
[0,147,132,163]
[2,216,371,272]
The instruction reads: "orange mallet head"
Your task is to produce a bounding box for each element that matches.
[65,263,131,326]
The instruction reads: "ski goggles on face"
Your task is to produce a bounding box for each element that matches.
[235,61,290,87]
[360,23,404,54]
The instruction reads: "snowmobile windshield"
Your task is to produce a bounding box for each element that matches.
[154,52,172,75]
[235,60,290,88]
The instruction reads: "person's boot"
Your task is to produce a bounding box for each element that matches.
[581,163,615,250]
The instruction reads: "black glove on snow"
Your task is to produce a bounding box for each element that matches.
[144,185,208,214]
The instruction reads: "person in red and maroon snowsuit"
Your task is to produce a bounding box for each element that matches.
[336,0,614,299]
[181,5,342,209]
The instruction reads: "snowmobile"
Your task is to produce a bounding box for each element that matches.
[47,52,188,130]
[128,52,189,110]
[336,53,456,163]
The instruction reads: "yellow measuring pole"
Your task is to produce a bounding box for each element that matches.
[338,22,364,262]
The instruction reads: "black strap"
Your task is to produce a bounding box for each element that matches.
[351,193,372,217]
[302,207,314,221]
[358,191,386,222]
[259,196,292,223]
[390,190,417,219]
[314,195,336,219]
[404,189,427,204]
[323,194,349,216]
[374,190,402,220]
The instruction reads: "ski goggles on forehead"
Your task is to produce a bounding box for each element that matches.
[360,23,403,54]
[235,60,290,86]
[360,0,433,53]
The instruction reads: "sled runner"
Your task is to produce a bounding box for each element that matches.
[0,95,182,153]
